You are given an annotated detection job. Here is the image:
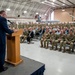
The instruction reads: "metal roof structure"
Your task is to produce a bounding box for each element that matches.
[0,0,75,18]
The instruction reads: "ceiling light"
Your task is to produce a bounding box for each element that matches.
[36,13,39,15]
[62,9,65,11]
[45,14,47,15]
[42,2,44,3]
[24,11,27,13]
[62,4,65,6]
[6,8,10,11]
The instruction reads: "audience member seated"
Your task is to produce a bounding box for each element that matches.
[12,22,75,54]
[27,27,34,44]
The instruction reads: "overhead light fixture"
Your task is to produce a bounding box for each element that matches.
[36,12,39,15]
[62,4,65,6]
[41,2,44,3]
[24,11,27,13]
[6,8,10,11]
[45,14,47,15]
[62,9,65,11]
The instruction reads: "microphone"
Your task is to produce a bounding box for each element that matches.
[7,20,14,25]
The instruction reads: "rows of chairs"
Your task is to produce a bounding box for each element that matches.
[9,23,75,53]
[40,24,75,53]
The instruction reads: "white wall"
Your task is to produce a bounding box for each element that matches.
[51,11,54,20]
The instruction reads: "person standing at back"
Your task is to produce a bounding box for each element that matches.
[0,10,17,72]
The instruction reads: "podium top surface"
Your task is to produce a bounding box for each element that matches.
[11,29,23,36]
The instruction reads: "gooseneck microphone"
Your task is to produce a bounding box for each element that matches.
[7,20,14,25]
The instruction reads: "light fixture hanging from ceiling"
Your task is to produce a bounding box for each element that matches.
[6,8,10,11]
[36,12,39,15]
[62,9,65,11]
[24,11,27,13]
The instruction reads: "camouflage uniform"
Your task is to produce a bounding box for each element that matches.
[72,35,75,52]
[50,33,57,49]
[63,34,74,52]
[40,32,46,47]
[44,33,51,48]
[53,34,60,50]
[40,32,50,48]
[58,34,66,51]
[20,30,28,43]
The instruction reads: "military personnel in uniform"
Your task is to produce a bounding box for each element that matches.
[44,32,51,49]
[53,29,61,50]
[20,28,28,43]
[72,34,75,52]
[50,30,56,50]
[40,27,50,48]
[57,31,66,51]
[63,31,74,53]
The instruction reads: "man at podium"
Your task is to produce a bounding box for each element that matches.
[0,10,17,72]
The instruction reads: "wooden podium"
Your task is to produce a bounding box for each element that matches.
[6,29,23,66]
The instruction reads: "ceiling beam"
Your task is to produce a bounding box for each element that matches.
[54,6,75,10]
[0,0,5,10]
[32,3,41,15]
[57,0,70,7]
[48,0,62,6]
[28,2,36,14]
[24,2,33,17]
[66,0,75,5]
[45,1,60,7]
[12,3,20,16]
[29,2,40,16]
[42,2,56,8]
[19,2,27,14]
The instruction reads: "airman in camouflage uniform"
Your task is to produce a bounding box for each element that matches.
[50,30,57,49]
[72,31,75,52]
[40,27,50,48]
[63,31,74,53]
[58,31,66,51]
[44,32,51,49]
[20,28,28,43]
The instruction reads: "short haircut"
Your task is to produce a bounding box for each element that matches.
[0,10,5,14]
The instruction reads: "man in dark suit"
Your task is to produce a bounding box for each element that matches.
[27,27,34,44]
[0,10,17,72]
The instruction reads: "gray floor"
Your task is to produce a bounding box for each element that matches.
[1,56,44,75]
[21,40,75,75]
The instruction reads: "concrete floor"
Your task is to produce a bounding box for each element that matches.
[20,40,75,75]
